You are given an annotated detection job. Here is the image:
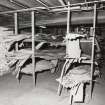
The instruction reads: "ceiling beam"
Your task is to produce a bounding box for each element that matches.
[9,0,29,8]
[0,4,15,10]
[0,4,14,16]
[0,13,13,17]
[0,7,46,14]
[58,0,66,6]
[51,6,81,12]
[36,0,50,10]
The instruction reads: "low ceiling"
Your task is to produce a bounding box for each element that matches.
[0,0,105,29]
[0,0,85,10]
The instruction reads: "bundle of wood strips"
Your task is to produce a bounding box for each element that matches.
[0,27,15,76]
[56,65,91,88]
[0,36,9,75]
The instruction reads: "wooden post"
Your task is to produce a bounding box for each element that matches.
[66,1,71,55]
[90,3,97,98]
[67,2,70,34]
[31,11,36,86]
[57,1,71,95]
[14,12,18,51]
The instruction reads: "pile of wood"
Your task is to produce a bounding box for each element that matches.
[0,27,19,76]
[0,27,13,75]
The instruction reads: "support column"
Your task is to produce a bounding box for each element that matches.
[31,11,36,86]
[66,2,70,34]
[57,2,71,95]
[14,12,18,51]
[90,3,97,98]
[66,1,71,55]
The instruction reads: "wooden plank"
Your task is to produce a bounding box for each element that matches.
[31,11,36,86]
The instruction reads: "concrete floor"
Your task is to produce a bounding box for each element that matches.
[0,62,105,105]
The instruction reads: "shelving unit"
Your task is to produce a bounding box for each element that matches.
[57,1,98,102]
[1,10,37,85]
[0,0,104,90]
[0,10,65,86]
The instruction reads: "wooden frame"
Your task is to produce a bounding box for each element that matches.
[57,1,97,100]
[13,10,36,86]
[14,12,19,51]
[0,0,100,88]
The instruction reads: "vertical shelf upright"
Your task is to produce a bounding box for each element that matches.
[14,12,19,51]
[67,2,70,35]
[13,10,36,86]
[90,3,97,98]
[57,2,71,95]
[57,2,97,100]
[31,11,36,86]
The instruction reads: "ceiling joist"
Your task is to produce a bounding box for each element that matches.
[51,6,81,12]
[36,0,50,10]
[0,4,14,16]
[0,4,15,10]
[58,0,66,6]
[9,0,29,8]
